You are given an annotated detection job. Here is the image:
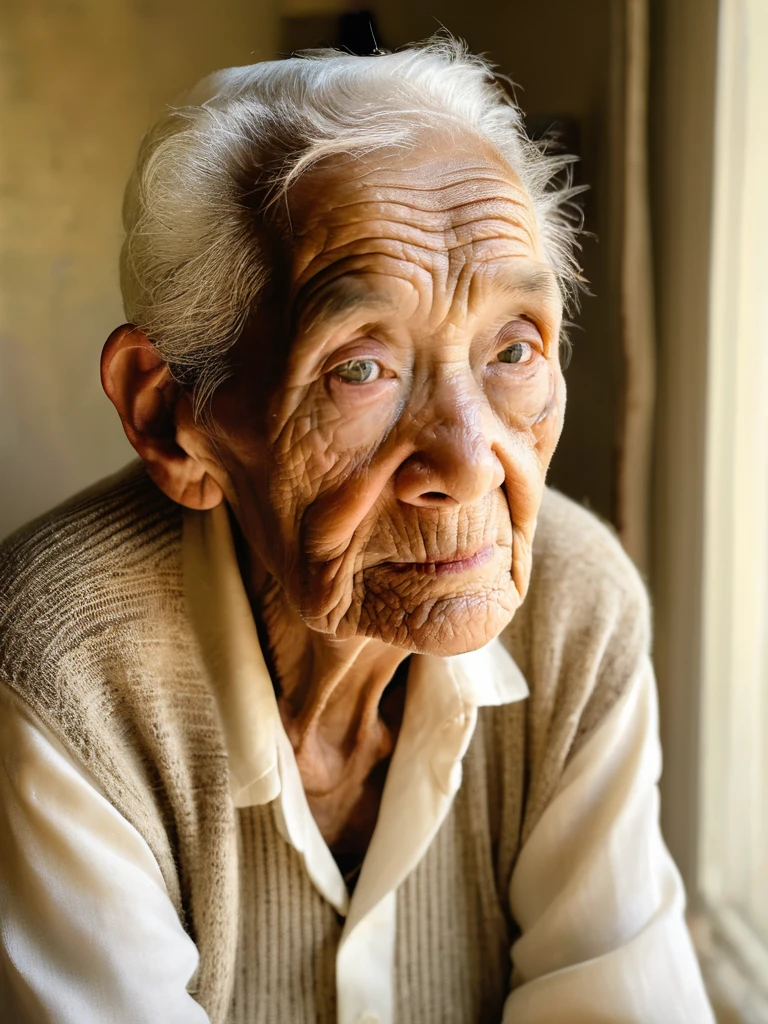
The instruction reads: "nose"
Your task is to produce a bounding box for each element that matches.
[394,384,506,508]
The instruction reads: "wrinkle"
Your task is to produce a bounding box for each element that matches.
[211,140,562,657]
[297,194,533,223]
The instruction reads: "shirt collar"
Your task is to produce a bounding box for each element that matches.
[183,502,282,807]
[182,502,529,808]
[442,639,529,708]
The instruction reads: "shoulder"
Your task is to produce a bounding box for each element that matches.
[532,487,649,622]
[510,487,650,655]
[0,459,178,573]
[0,465,231,923]
[494,489,654,835]
[501,487,652,758]
[0,462,184,687]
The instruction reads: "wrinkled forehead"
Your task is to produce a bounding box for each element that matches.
[284,133,547,296]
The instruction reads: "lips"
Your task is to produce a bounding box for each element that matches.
[386,544,495,576]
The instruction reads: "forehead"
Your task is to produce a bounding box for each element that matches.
[286,135,550,309]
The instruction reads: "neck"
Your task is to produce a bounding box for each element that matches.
[255,578,409,795]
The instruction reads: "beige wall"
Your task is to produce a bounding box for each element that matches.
[0,0,278,539]
[2,1,622,540]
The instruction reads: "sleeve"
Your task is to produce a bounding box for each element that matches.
[502,657,715,1023]
[0,686,211,1024]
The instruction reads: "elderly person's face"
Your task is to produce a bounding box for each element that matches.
[191,136,566,654]
[115,134,566,656]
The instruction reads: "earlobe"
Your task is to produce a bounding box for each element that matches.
[100,324,224,510]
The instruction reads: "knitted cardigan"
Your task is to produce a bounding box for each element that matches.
[0,463,649,1022]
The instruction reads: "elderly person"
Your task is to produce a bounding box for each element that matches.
[0,39,712,1024]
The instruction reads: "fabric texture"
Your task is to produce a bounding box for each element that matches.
[0,685,209,1024]
[0,462,712,1022]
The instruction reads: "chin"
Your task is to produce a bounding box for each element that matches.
[356,588,521,656]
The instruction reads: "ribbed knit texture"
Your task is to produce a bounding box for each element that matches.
[0,462,649,1022]
[229,805,341,1024]
[393,705,524,1023]
[227,709,523,1024]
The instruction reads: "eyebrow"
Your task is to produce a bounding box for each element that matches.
[488,265,560,304]
[294,278,398,332]
[294,262,560,335]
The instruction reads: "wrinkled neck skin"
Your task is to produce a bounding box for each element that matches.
[252,567,409,852]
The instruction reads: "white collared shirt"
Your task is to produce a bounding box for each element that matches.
[0,503,714,1023]
[184,504,531,1024]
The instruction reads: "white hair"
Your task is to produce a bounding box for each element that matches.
[121,35,584,413]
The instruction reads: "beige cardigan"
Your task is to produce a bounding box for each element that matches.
[0,463,651,1021]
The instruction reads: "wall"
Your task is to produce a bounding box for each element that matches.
[0,0,278,539]
[2,1,622,539]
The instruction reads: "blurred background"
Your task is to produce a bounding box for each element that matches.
[1,0,766,1019]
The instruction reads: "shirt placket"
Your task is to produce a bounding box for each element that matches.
[334,656,478,1024]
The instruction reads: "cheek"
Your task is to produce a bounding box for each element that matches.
[269,381,400,509]
[487,361,563,478]
[486,361,563,454]
[533,369,566,460]
[207,433,289,585]
[484,358,554,428]
[491,365,564,588]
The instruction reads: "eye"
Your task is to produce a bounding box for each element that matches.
[498,341,533,365]
[334,358,382,384]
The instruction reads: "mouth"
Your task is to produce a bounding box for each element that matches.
[386,544,495,576]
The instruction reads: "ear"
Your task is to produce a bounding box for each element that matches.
[101,325,224,510]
